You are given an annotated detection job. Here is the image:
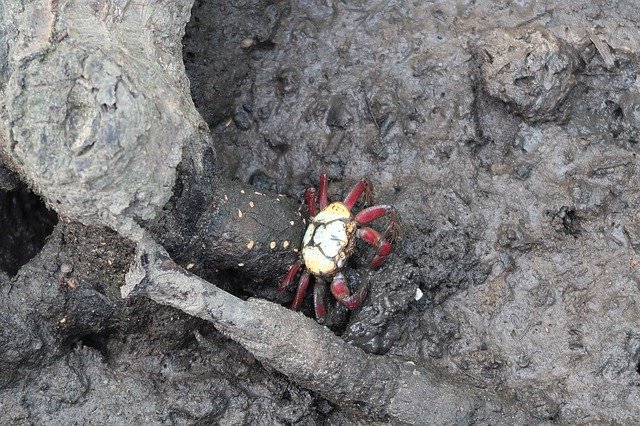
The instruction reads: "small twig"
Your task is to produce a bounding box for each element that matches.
[588,31,616,70]
[514,9,555,28]
[362,89,380,130]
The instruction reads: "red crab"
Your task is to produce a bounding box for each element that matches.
[279,173,400,322]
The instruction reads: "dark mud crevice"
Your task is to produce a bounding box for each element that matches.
[77,333,110,358]
[0,182,58,276]
[553,206,581,236]
[183,0,283,129]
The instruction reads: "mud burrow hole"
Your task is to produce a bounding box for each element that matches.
[0,181,58,276]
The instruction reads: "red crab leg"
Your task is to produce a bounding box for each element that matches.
[313,280,326,323]
[344,178,372,209]
[291,270,311,310]
[357,227,392,269]
[278,261,302,293]
[355,205,401,241]
[305,187,317,217]
[330,272,368,310]
[318,173,329,210]
[355,204,396,224]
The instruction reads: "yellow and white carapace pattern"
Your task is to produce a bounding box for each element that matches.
[302,202,357,276]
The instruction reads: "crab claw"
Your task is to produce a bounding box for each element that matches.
[356,227,393,268]
[329,272,368,310]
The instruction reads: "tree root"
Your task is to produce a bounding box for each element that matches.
[123,233,523,424]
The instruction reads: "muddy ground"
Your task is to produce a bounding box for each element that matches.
[2,0,640,424]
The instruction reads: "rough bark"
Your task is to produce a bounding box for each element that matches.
[0,0,209,236]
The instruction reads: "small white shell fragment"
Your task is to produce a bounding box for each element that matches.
[414,288,423,301]
[238,209,243,218]
[186,263,195,270]
[283,240,290,249]
[247,241,255,250]
[289,220,295,226]
[238,263,245,267]
[249,201,255,208]
[240,189,245,194]
[241,38,255,48]
[270,241,276,249]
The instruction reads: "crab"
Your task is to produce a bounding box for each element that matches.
[278,173,400,322]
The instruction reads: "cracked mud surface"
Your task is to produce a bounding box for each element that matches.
[2,0,640,423]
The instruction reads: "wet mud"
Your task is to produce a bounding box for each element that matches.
[181,0,640,422]
[2,0,640,423]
